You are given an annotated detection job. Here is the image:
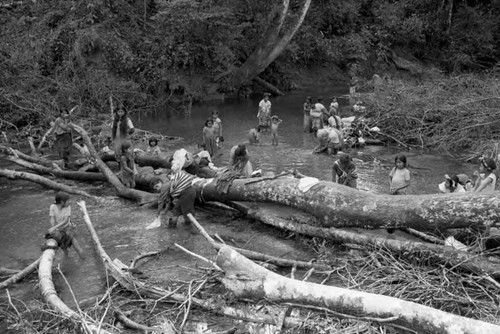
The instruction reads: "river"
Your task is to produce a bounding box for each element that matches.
[0,87,478,307]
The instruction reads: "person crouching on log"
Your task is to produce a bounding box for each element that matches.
[229,144,253,178]
[155,171,196,229]
[46,191,85,261]
[111,102,135,159]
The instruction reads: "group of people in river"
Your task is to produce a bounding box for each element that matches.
[43,93,499,252]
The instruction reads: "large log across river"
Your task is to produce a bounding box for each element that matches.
[193,177,499,230]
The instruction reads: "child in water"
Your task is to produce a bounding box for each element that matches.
[248,126,262,145]
[270,115,283,146]
[146,137,161,156]
[332,154,358,188]
[46,191,84,260]
[119,141,136,188]
[472,157,497,193]
[389,154,410,195]
[203,118,218,156]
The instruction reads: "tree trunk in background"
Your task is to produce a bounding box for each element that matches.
[217,246,500,334]
[230,0,312,87]
[193,177,500,230]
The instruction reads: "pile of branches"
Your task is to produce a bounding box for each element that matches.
[362,74,500,158]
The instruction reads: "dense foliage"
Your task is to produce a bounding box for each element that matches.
[0,0,499,136]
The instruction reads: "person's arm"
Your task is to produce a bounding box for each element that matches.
[48,206,71,233]
[127,118,135,134]
[394,170,411,192]
[474,174,493,192]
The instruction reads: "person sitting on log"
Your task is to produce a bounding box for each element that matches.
[229,144,253,178]
[118,141,136,188]
[53,109,73,169]
[111,101,135,160]
[332,154,358,188]
[146,137,161,156]
[153,170,196,229]
[45,191,84,261]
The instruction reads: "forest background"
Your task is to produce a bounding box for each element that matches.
[1,0,500,155]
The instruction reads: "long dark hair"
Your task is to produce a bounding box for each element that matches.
[112,104,129,140]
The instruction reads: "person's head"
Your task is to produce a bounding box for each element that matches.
[234,144,247,157]
[339,154,351,166]
[317,96,324,103]
[148,137,158,147]
[59,109,70,119]
[271,115,279,123]
[306,96,312,103]
[115,102,127,118]
[443,174,460,192]
[205,119,213,127]
[264,93,270,100]
[395,154,407,168]
[54,191,70,206]
[480,157,496,173]
[331,96,337,102]
[150,178,163,192]
[121,141,132,155]
[211,110,219,119]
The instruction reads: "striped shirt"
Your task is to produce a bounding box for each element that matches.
[169,171,194,198]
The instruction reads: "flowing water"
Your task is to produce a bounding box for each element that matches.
[0,86,478,306]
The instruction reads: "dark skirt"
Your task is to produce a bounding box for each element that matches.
[54,132,72,159]
[173,186,196,216]
[46,229,73,250]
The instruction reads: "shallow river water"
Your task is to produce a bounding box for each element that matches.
[0,86,478,307]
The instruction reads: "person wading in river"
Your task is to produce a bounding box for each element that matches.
[150,170,196,231]
[46,191,85,261]
[257,93,272,131]
[303,96,313,133]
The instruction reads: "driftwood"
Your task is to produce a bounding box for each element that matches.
[0,257,41,290]
[193,177,500,230]
[38,239,115,333]
[225,201,500,278]
[77,201,314,329]
[0,168,93,198]
[0,145,56,167]
[216,246,500,334]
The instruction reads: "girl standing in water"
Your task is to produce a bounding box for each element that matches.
[389,154,410,195]
[203,119,218,156]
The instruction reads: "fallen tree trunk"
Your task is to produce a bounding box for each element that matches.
[77,201,312,329]
[0,145,56,167]
[38,239,114,333]
[6,155,108,182]
[216,246,500,334]
[69,124,157,204]
[100,152,172,169]
[0,168,93,198]
[225,202,500,278]
[193,177,500,230]
[0,257,41,290]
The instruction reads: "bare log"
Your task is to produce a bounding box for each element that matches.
[227,201,500,278]
[38,239,115,333]
[216,246,500,334]
[0,257,41,290]
[77,201,311,329]
[193,177,500,230]
[6,155,108,182]
[0,144,55,167]
[0,168,93,198]
[100,152,172,169]
[69,124,157,204]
